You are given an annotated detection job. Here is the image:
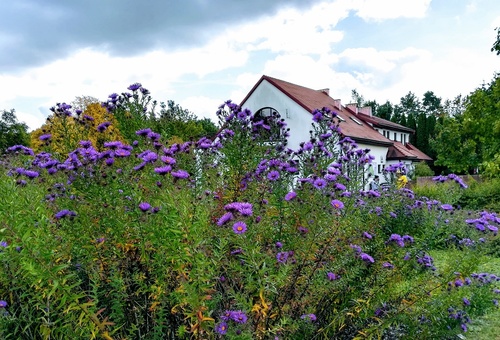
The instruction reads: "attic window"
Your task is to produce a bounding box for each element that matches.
[350,116,363,125]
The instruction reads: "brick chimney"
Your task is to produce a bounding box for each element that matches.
[318,88,330,96]
[358,106,372,117]
[347,103,358,114]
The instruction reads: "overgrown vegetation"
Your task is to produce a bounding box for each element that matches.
[0,85,499,339]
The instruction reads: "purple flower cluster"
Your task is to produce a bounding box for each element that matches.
[465,211,500,235]
[432,173,468,188]
[387,234,414,247]
[54,209,77,220]
[300,313,317,322]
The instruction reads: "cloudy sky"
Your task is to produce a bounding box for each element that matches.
[1,0,498,131]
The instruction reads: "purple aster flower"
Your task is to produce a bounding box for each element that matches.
[360,252,375,263]
[97,121,111,132]
[334,183,346,191]
[441,204,454,211]
[463,297,470,306]
[217,212,233,226]
[39,134,52,141]
[313,178,327,189]
[215,322,228,335]
[54,209,77,220]
[389,212,397,218]
[0,300,7,308]
[24,170,39,179]
[161,156,176,165]
[300,313,317,322]
[0,241,7,248]
[276,241,283,248]
[171,170,189,179]
[327,272,340,281]
[230,248,243,255]
[154,165,172,175]
[331,199,344,209]
[139,202,151,212]
[298,226,309,234]
[128,82,142,91]
[285,191,297,201]
[455,279,463,287]
[461,323,468,332]
[276,251,289,264]
[115,148,131,157]
[233,221,247,234]
[267,170,280,181]
[136,128,152,137]
[230,310,248,324]
[360,232,372,240]
[383,262,394,269]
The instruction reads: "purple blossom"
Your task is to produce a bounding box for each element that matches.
[276,241,283,248]
[128,82,142,91]
[161,156,176,165]
[441,204,454,211]
[97,121,111,132]
[217,212,233,226]
[154,165,172,175]
[39,134,52,141]
[215,322,228,335]
[171,170,189,179]
[463,297,470,306]
[300,313,317,322]
[54,209,77,220]
[382,262,394,269]
[136,128,152,137]
[331,199,344,209]
[276,251,289,264]
[363,232,373,239]
[233,221,247,234]
[360,252,374,263]
[0,300,7,308]
[267,170,280,181]
[313,178,327,189]
[285,191,297,201]
[0,241,7,248]
[327,272,340,281]
[229,310,248,324]
[139,202,151,212]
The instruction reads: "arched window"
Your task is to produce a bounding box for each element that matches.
[252,107,282,142]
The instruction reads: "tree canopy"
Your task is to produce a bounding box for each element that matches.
[0,109,30,153]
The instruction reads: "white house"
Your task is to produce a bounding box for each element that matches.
[240,75,431,178]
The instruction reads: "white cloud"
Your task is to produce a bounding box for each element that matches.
[180,95,223,124]
[353,0,431,21]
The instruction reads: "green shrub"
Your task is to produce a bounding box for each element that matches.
[414,161,434,177]
[0,88,499,339]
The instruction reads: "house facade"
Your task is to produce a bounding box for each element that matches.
[240,75,431,179]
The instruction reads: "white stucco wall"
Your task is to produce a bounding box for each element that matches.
[241,79,317,151]
[241,79,391,183]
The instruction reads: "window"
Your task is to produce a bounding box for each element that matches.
[378,164,383,173]
[350,116,363,125]
[253,107,282,141]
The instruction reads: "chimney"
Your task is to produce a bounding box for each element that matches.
[347,103,358,114]
[318,88,330,96]
[358,106,372,117]
[333,99,341,109]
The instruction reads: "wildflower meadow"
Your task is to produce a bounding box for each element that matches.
[0,84,499,339]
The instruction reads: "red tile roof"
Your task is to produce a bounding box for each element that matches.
[240,75,432,161]
[241,75,392,147]
[387,141,432,161]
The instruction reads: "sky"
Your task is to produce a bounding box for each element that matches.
[1,0,499,131]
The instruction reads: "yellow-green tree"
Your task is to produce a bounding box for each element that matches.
[31,100,124,157]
